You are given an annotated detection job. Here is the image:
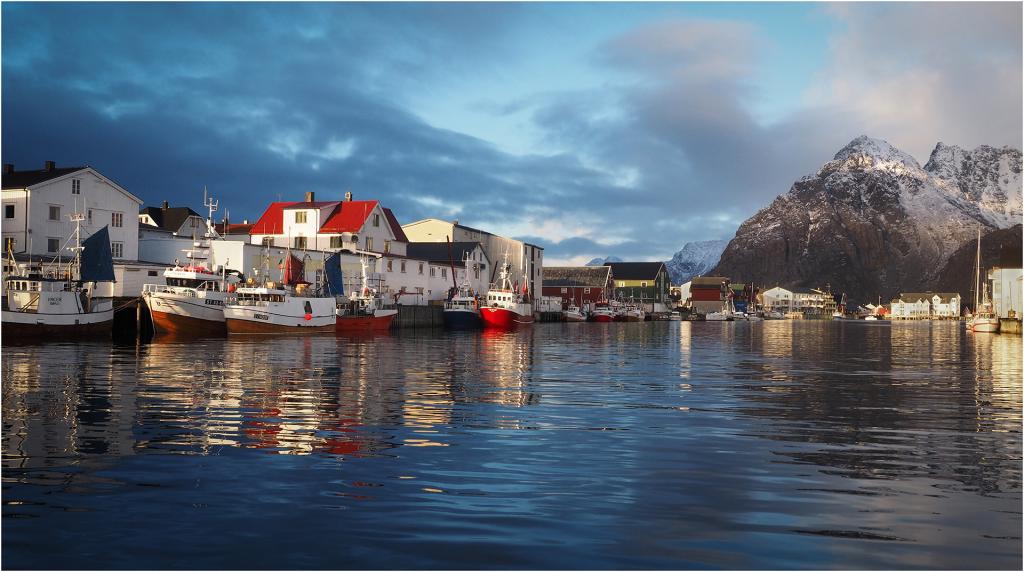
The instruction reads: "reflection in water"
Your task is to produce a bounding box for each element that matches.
[2,322,1020,569]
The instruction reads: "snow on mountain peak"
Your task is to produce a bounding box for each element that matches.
[665,239,728,284]
[830,135,922,173]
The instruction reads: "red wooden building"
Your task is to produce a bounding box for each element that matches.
[542,266,614,307]
[690,276,729,314]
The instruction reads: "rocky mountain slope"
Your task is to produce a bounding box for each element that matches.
[665,240,728,284]
[711,136,1022,302]
[931,224,1022,309]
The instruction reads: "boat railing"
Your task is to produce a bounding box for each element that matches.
[142,284,199,297]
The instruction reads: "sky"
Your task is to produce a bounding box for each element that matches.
[2,2,1021,265]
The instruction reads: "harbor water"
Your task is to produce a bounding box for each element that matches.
[2,321,1021,569]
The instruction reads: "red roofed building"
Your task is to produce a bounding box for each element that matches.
[250,191,408,257]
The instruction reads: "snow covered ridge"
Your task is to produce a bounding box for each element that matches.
[585,256,623,266]
[710,135,1022,302]
[665,240,728,285]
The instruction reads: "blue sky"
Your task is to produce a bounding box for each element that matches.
[2,2,1020,264]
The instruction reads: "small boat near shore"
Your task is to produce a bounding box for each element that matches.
[333,255,397,333]
[563,302,586,322]
[590,301,616,322]
[968,228,1000,334]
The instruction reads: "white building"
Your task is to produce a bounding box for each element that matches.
[405,242,490,303]
[2,161,141,261]
[890,292,960,320]
[989,267,1023,319]
[139,202,205,237]
[761,286,793,310]
[402,218,544,304]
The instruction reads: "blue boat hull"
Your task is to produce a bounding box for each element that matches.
[443,309,481,329]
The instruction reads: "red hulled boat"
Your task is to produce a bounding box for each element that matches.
[480,252,534,329]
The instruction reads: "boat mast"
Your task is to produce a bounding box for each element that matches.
[974,227,981,315]
[68,207,86,284]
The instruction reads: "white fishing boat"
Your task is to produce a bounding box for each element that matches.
[563,302,586,322]
[224,252,335,333]
[619,302,645,322]
[142,191,238,336]
[705,311,733,321]
[2,212,115,340]
[968,228,1000,333]
[590,301,616,322]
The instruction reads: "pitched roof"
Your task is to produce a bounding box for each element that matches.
[2,165,88,189]
[383,208,408,242]
[215,222,253,235]
[898,292,960,303]
[605,261,665,280]
[543,266,611,288]
[692,276,728,287]
[249,202,292,235]
[320,200,379,233]
[406,242,483,266]
[139,205,203,233]
[283,201,341,210]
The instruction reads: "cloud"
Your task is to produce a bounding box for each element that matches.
[1,4,1019,268]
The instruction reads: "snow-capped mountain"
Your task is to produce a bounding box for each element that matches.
[711,135,1022,302]
[585,256,623,266]
[665,240,728,284]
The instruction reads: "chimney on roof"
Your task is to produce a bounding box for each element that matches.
[162,201,169,209]
[243,219,249,224]
[2,164,12,174]
[344,191,352,202]
[44,160,55,171]
[305,191,315,202]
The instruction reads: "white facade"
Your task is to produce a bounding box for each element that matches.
[2,166,142,261]
[762,286,793,310]
[402,218,544,303]
[890,293,960,319]
[989,267,1023,319]
[251,199,408,257]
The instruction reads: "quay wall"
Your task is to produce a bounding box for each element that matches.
[395,304,444,329]
[999,318,1022,335]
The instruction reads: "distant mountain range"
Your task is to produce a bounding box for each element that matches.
[585,256,622,266]
[665,240,728,284]
[710,135,1022,303]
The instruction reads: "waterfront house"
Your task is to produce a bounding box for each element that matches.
[989,268,1022,319]
[542,266,614,308]
[402,218,544,306]
[139,202,205,237]
[890,292,960,320]
[604,262,670,312]
[761,286,793,311]
[2,161,141,261]
[405,242,490,303]
[690,276,728,314]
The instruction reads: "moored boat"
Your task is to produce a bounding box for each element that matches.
[2,218,115,341]
[331,255,397,333]
[142,192,237,337]
[480,251,534,329]
[619,302,645,322]
[224,253,334,334]
[563,303,586,322]
[968,228,1000,334]
[590,301,616,322]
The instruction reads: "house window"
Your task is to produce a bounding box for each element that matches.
[474,266,480,279]
[387,259,393,272]
[618,281,625,287]
[295,211,307,224]
[111,241,124,258]
[384,240,391,254]
[72,179,81,194]
[111,212,123,227]
[148,270,158,277]
[584,288,591,294]
[641,282,648,288]
[400,261,406,273]
[49,205,61,221]
[415,287,423,294]
[373,214,380,227]
[365,237,373,251]
[294,236,307,249]
[47,237,60,253]
[418,262,424,275]
[329,236,343,249]
[4,205,14,218]
[3,237,15,253]
[561,288,567,293]
[430,267,436,277]
[442,268,447,278]
[261,236,274,247]
[88,209,93,223]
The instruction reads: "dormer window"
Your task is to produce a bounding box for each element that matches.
[373,214,381,227]
[295,211,307,224]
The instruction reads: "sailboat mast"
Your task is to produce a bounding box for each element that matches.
[974,227,981,313]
